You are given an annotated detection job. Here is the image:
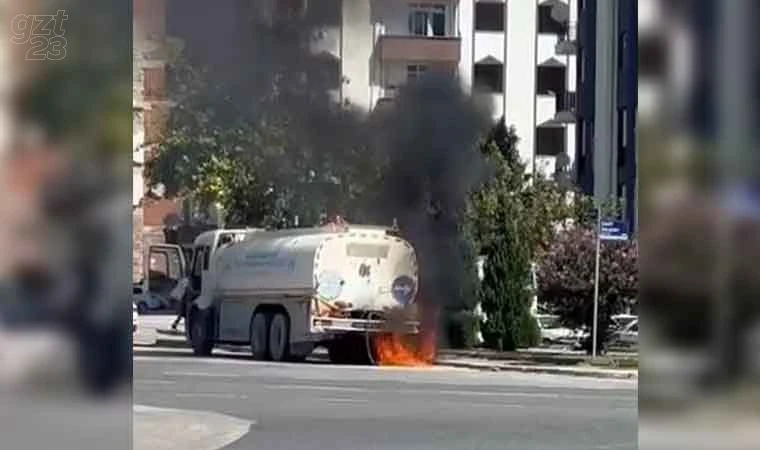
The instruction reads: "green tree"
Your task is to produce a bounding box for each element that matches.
[467,119,577,350]
[479,219,539,350]
[146,14,374,228]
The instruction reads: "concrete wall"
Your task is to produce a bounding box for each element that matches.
[505,0,537,171]
[342,0,373,110]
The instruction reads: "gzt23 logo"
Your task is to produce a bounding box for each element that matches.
[10,10,68,60]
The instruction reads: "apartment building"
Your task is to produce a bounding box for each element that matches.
[304,0,578,178]
[573,0,637,233]
[134,0,178,282]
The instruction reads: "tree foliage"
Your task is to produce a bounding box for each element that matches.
[479,219,538,350]
[146,16,372,228]
[467,119,578,350]
[467,119,579,257]
[536,224,638,350]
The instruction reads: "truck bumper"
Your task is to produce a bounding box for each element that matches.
[311,317,420,335]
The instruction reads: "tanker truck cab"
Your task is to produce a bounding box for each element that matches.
[185,225,421,364]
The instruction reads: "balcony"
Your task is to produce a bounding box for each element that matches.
[377,35,461,63]
[553,92,577,124]
[555,22,578,55]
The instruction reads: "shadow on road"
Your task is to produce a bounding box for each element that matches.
[132,348,334,365]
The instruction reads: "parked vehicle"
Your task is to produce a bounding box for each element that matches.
[132,286,172,314]
[536,314,580,347]
[609,319,638,348]
[611,314,637,331]
[146,222,420,364]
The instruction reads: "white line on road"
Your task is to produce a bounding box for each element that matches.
[441,402,525,409]
[174,393,249,400]
[594,442,638,449]
[163,371,242,378]
[263,384,368,393]
[432,389,561,399]
[135,379,177,385]
[319,397,370,404]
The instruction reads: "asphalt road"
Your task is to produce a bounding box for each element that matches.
[134,353,637,450]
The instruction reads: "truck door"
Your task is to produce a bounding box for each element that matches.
[143,244,187,310]
[189,245,210,293]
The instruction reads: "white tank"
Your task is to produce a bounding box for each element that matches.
[210,227,419,310]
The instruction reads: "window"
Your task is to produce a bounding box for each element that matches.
[305,0,341,26]
[143,67,166,100]
[537,4,566,35]
[639,35,666,77]
[277,0,307,19]
[473,63,504,93]
[536,65,565,95]
[580,49,585,82]
[202,246,210,270]
[618,32,628,70]
[407,64,428,81]
[475,2,505,31]
[408,3,446,37]
[314,56,341,89]
[190,247,205,291]
[536,126,566,156]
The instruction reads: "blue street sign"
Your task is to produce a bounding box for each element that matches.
[599,220,629,241]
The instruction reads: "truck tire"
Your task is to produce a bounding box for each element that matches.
[250,311,271,361]
[190,308,214,356]
[268,312,291,362]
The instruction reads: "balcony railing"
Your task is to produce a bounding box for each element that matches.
[377,34,461,62]
[554,91,577,123]
[555,22,578,55]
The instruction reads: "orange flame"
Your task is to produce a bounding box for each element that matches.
[372,332,437,367]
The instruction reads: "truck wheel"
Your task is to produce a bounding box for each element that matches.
[268,312,291,362]
[190,308,214,356]
[250,311,271,361]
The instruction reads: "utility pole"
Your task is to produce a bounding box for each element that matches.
[714,0,752,381]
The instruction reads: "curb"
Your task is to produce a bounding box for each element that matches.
[135,336,188,349]
[436,359,638,380]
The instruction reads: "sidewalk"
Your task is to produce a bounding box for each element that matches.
[435,355,638,380]
[134,314,179,346]
[134,405,252,450]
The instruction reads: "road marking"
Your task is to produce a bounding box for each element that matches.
[432,389,560,399]
[319,397,370,404]
[163,371,242,378]
[594,442,637,449]
[442,402,525,409]
[135,379,176,385]
[263,384,368,393]
[175,393,249,400]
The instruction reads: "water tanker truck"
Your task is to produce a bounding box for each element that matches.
[148,222,420,364]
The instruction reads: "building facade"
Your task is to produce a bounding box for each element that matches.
[133,0,177,282]
[574,0,638,233]
[305,0,578,178]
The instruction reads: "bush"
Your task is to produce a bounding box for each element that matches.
[537,224,638,354]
